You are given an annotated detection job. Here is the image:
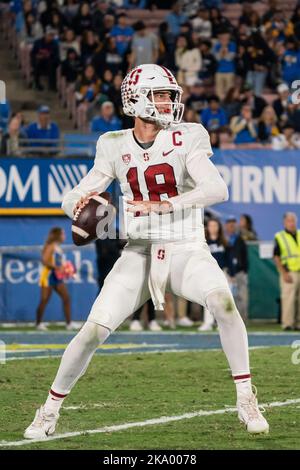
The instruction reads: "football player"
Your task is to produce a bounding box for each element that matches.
[24,64,269,438]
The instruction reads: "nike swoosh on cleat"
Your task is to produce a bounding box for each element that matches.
[162,149,174,156]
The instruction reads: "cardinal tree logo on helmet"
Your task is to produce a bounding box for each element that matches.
[121,64,184,127]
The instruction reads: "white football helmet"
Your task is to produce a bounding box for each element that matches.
[121,64,184,127]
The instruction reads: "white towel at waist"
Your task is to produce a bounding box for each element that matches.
[148,243,173,311]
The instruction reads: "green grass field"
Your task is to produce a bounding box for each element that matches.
[0,346,299,450]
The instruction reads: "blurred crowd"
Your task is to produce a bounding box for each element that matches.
[1,0,300,153]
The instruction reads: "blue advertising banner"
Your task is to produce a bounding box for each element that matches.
[213,149,300,240]
[0,157,93,215]
[1,150,299,238]
[0,245,99,322]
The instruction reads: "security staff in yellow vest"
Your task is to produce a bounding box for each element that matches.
[274,212,300,330]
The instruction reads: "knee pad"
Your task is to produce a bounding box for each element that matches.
[79,321,110,349]
[206,289,239,324]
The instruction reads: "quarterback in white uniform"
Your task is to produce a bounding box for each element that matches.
[24,64,269,438]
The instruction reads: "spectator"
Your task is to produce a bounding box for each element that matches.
[158,21,176,69]
[110,13,134,57]
[129,21,158,68]
[213,31,236,100]
[273,82,290,125]
[175,35,202,86]
[25,105,60,148]
[262,0,279,24]
[235,24,251,80]
[183,108,200,123]
[100,69,114,94]
[72,1,93,35]
[0,114,26,156]
[19,11,43,44]
[81,30,100,66]
[47,10,67,35]
[245,32,276,96]
[225,216,249,322]
[230,104,257,144]
[239,83,267,118]
[185,80,208,115]
[201,95,228,132]
[107,74,125,119]
[95,229,125,292]
[198,40,217,83]
[61,0,80,26]
[210,8,233,37]
[92,0,115,36]
[40,4,63,30]
[273,212,300,330]
[199,217,230,331]
[75,64,101,104]
[272,122,300,149]
[239,214,258,241]
[61,48,82,84]
[257,105,280,143]
[92,37,124,76]
[281,37,300,87]
[263,9,294,42]
[209,130,220,148]
[90,101,121,133]
[239,3,255,27]
[286,98,300,132]
[59,28,80,62]
[222,86,242,121]
[165,2,188,37]
[98,14,115,41]
[192,7,212,39]
[31,26,60,91]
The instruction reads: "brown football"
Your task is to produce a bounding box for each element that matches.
[72,192,116,246]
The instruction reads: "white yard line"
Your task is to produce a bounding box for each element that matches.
[1,397,299,448]
[4,345,277,361]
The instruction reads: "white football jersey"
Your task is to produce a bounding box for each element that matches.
[94,122,213,242]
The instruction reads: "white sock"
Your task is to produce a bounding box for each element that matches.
[44,390,67,414]
[44,322,110,414]
[206,290,251,389]
[235,378,252,398]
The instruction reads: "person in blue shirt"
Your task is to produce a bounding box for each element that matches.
[213,32,236,100]
[90,101,121,133]
[165,2,188,37]
[110,13,134,57]
[25,105,60,149]
[282,38,300,86]
[201,95,228,131]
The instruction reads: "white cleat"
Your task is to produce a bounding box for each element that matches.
[177,316,194,327]
[24,406,59,439]
[237,386,269,434]
[66,321,81,331]
[129,320,143,332]
[198,323,214,331]
[36,323,48,331]
[162,319,176,329]
[148,320,162,331]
